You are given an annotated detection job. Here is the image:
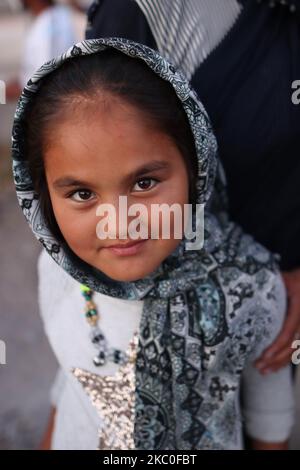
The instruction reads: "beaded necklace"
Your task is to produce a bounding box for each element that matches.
[80,284,132,367]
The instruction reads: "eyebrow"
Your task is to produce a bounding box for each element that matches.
[52,160,171,189]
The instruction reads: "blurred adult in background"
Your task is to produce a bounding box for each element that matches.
[86,0,300,374]
[68,0,92,13]
[6,0,78,100]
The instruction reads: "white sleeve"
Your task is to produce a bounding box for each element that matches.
[37,248,75,327]
[241,274,295,442]
[37,249,76,407]
[241,359,295,442]
[50,367,67,408]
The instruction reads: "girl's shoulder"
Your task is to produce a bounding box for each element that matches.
[36,248,144,326]
[37,249,77,322]
[37,248,75,289]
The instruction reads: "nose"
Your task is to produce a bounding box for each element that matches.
[96,194,130,241]
[96,195,150,241]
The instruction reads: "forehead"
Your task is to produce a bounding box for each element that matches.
[43,97,183,180]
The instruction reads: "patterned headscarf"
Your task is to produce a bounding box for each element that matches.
[11,38,282,449]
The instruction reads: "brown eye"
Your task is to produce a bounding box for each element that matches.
[133,177,158,192]
[69,189,95,202]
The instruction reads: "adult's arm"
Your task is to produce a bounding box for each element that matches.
[85,0,300,372]
[256,269,300,372]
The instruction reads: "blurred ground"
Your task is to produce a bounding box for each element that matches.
[0,8,82,450]
[0,180,58,449]
[291,369,300,449]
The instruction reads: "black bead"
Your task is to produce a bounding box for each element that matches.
[113,350,122,363]
[92,333,105,344]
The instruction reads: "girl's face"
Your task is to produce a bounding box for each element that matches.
[44,94,190,282]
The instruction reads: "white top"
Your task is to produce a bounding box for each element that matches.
[37,249,295,450]
[20,5,78,88]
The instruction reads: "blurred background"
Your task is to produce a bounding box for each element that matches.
[0,0,300,450]
[0,0,90,449]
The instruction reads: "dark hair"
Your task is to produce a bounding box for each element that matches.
[24,48,198,242]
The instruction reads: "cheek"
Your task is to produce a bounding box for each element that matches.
[157,167,189,206]
[161,167,190,219]
[143,172,189,241]
[50,198,97,252]
[167,165,190,205]
[178,168,190,204]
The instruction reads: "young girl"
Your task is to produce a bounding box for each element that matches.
[11,38,294,450]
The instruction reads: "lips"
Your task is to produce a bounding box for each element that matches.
[106,239,146,249]
[103,239,148,256]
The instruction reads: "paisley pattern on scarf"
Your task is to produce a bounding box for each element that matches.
[11,38,284,449]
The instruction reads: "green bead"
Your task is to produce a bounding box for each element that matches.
[86,309,97,317]
[80,284,91,293]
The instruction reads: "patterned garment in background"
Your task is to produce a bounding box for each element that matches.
[11,38,287,449]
